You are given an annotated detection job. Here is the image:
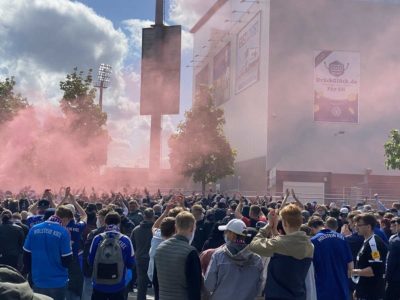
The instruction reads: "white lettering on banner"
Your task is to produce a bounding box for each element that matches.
[314,50,360,123]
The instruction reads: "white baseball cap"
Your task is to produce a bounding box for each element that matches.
[340,207,349,214]
[218,219,247,236]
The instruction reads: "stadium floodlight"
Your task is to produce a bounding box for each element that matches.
[94,64,112,110]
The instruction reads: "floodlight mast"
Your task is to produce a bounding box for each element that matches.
[95,64,112,111]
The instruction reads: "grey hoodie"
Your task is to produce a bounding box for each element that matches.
[204,242,264,300]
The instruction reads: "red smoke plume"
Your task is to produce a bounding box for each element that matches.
[0,106,108,191]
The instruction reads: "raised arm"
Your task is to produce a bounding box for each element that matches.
[280,189,290,208]
[235,195,244,219]
[152,200,174,235]
[291,189,304,210]
[70,195,87,223]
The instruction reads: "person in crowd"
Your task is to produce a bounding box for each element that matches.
[204,218,264,300]
[82,207,113,300]
[12,212,29,237]
[0,210,25,269]
[325,216,339,232]
[23,206,73,300]
[308,216,353,300]
[352,213,388,300]
[341,211,364,297]
[20,210,29,226]
[27,199,51,228]
[83,210,97,241]
[147,198,183,281]
[130,208,154,300]
[89,211,135,300]
[154,211,201,300]
[127,200,143,228]
[385,217,400,300]
[249,204,314,300]
[191,204,209,252]
[59,187,88,300]
[315,205,328,221]
[148,217,175,300]
[235,196,266,227]
[380,218,392,240]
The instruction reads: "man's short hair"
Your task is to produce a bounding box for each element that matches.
[144,208,154,220]
[1,210,12,223]
[175,211,195,231]
[168,207,184,218]
[300,224,312,236]
[160,217,175,238]
[105,212,121,225]
[250,205,261,216]
[355,213,377,230]
[326,217,338,231]
[56,206,74,220]
[129,200,138,206]
[308,216,325,229]
[98,207,113,218]
[280,204,303,228]
[191,205,204,215]
[348,211,361,221]
[12,212,21,220]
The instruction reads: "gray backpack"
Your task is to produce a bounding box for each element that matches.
[92,232,124,285]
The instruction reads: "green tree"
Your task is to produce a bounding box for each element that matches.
[0,77,29,125]
[60,67,107,139]
[384,129,400,169]
[168,91,236,193]
[59,68,109,166]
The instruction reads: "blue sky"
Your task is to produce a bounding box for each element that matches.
[77,0,158,23]
[0,0,213,168]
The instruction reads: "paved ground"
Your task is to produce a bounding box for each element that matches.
[128,289,155,300]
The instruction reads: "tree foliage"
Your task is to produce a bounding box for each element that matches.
[384,129,400,169]
[59,67,109,166]
[60,67,107,139]
[169,91,236,192]
[0,77,29,125]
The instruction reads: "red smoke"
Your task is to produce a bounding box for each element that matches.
[0,106,108,191]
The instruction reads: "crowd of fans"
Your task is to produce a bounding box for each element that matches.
[0,186,399,300]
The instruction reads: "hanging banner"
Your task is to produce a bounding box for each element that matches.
[195,64,210,104]
[235,12,261,94]
[314,50,360,123]
[213,43,231,106]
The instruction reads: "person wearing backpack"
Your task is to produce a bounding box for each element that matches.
[89,211,135,300]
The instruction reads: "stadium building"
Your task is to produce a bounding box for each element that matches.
[190,0,400,204]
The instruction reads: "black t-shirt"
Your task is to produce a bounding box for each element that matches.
[355,235,388,300]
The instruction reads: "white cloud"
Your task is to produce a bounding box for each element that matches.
[168,0,216,29]
[122,18,193,54]
[0,0,198,169]
[121,19,154,58]
[0,0,128,103]
[0,0,157,168]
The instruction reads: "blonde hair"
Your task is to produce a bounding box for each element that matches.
[175,211,195,231]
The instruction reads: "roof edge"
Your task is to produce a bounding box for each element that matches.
[190,0,229,33]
